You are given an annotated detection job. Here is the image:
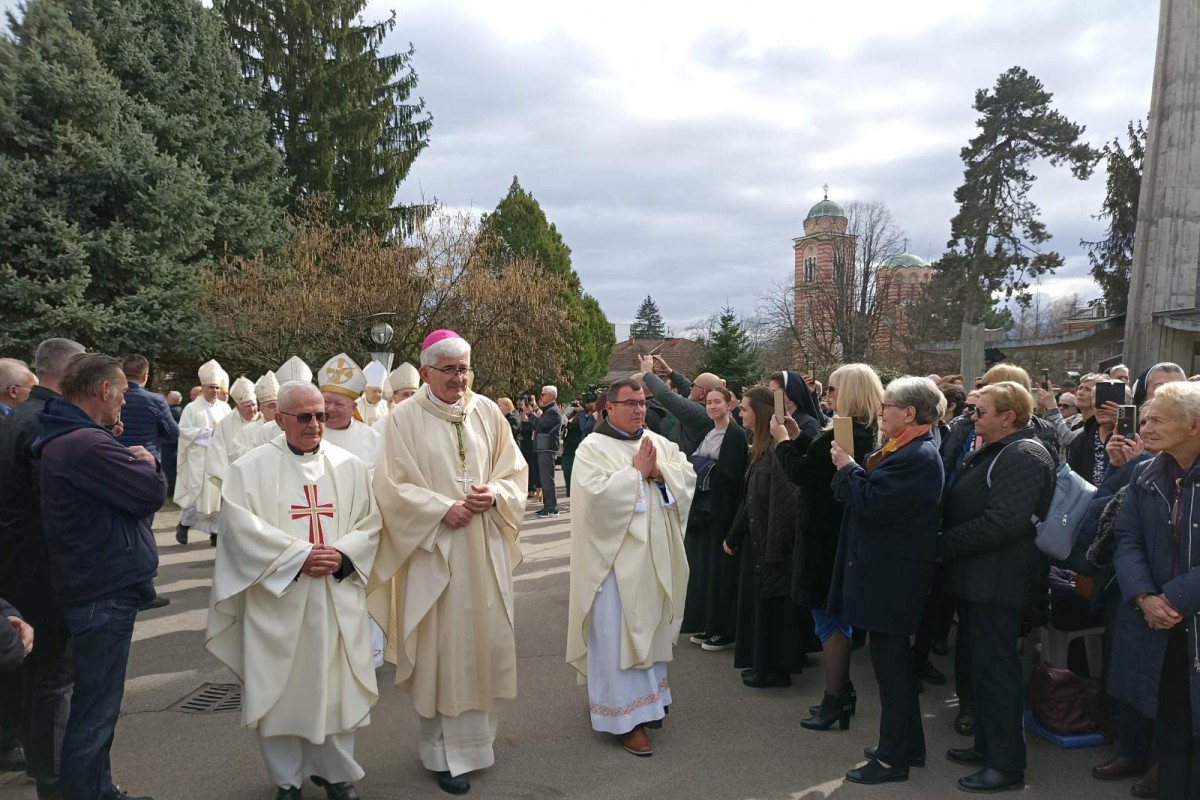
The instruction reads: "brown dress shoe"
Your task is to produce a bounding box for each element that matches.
[1092,756,1148,781]
[1131,763,1158,798]
[621,725,653,757]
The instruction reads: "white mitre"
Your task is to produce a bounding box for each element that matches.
[388,362,420,393]
[276,356,313,384]
[363,360,388,390]
[254,371,279,405]
[318,353,366,400]
[229,376,256,405]
[198,359,224,387]
[216,367,231,392]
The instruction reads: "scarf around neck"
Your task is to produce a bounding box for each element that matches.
[866,423,931,472]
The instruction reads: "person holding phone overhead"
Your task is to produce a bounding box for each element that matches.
[769,371,823,439]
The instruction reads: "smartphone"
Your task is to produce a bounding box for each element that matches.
[773,388,786,424]
[1095,380,1125,408]
[833,416,854,454]
[1040,368,1051,391]
[1117,405,1138,438]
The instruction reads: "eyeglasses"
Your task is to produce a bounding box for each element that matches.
[968,407,997,418]
[880,402,910,411]
[610,400,647,409]
[963,404,977,416]
[428,365,471,377]
[279,411,328,424]
[1058,403,1076,410]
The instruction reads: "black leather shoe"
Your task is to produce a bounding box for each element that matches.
[275,788,302,800]
[809,682,857,716]
[36,778,63,799]
[742,670,791,688]
[957,767,1024,793]
[801,691,851,731]
[1091,755,1148,781]
[174,524,189,545]
[947,747,987,766]
[311,776,358,800]
[915,658,947,685]
[0,745,25,772]
[139,596,170,611]
[846,759,909,785]
[435,771,470,795]
[865,746,925,768]
[210,533,217,547]
[955,705,975,736]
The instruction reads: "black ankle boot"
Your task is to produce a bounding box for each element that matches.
[801,691,851,731]
[175,524,189,545]
[809,681,857,716]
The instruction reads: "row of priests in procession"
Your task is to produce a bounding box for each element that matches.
[181,330,695,800]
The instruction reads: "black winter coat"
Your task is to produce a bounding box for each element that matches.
[692,423,748,544]
[940,428,1056,610]
[775,420,876,609]
[828,433,944,635]
[726,442,799,598]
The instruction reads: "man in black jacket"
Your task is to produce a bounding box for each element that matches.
[535,386,564,518]
[116,354,178,463]
[0,337,83,791]
[33,353,164,800]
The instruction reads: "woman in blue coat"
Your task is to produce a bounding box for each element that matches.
[828,376,945,785]
[1111,381,1200,800]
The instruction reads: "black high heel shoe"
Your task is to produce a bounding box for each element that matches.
[808,681,856,716]
[801,691,851,731]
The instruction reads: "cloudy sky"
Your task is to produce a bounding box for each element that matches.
[3,0,1159,331]
[381,0,1157,330]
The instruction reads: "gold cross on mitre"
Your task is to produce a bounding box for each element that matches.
[327,357,355,385]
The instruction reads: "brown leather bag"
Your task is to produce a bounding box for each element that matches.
[1027,664,1098,735]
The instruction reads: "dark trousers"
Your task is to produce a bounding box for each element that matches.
[1102,588,1154,762]
[966,602,1026,773]
[868,631,925,766]
[912,569,955,663]
[537,452,557,513]
[561,454,575,497]
[1156,626,1200,800]
[22,638,73,783]
[0,669,21,752]
[955,600,974,707]
[61,593,139,800]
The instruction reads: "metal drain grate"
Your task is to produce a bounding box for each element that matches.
[175,683,241,713]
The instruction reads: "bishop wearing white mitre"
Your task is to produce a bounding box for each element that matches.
[174,359,230,545]
[317,353,381,470]
[356,360,389,427]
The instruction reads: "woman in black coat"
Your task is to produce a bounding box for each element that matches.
[773,363,881,731]
[516,398,540,498]
[827,376,945,786]
[723,386,802,687]
[939,381,1055,794]
[681,387,748,651]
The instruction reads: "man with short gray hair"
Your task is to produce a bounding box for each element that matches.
[535,385,563,518]
[0,359,36,420]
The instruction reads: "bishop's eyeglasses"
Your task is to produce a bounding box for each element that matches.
[427,365,472,377]
[279,411,328,424]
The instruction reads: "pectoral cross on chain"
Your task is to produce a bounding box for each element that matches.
[454,467,477,494]
[451,421,476,494]
[291,484,335,546]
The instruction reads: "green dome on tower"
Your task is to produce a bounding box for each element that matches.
[805,198,845,220]
[882,253,930,268]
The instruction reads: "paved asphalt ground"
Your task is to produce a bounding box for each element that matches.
[4,474,1141,800]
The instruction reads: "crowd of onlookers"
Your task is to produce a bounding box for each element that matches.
[508,356,1200,798]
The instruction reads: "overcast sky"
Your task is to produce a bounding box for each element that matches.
[3,0,1159,331]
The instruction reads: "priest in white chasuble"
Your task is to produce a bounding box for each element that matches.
[202,376,259,542]
[367,330,527,795]
[207,381,381,800]
[356,360,389,427]
[318,353,381,470]
[230,371,281,463]
[374,362,420,432]
[174,359,231,545]
[566,377,694,758]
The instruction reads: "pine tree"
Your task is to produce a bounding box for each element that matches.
[630,296,666,339]
[0,0,213,359]
[698,307,759,393]
[1083,120,1146,314]
[936,67,1098,331]
[480,177,613,394]
[64,0,288,260]
[217,0,432,234]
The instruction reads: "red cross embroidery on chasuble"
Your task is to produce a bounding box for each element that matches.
[291,484,335,546]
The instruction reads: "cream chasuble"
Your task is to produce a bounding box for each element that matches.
[206,438,382,742]
[367,385,528,719]
[566,428,694,683]
[356,396,389,428]
[229,419,280,464]
[204,411,258,498]
[323,421,381,472]
[174,396,231,509]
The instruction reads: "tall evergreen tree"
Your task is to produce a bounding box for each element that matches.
[480,177,613,394]
[217,0,432,234]
[935,67,1098,333]
[698,307,759,393]
[0,0,212,358]
[1083,120,1146,315]
[63,0,288,260]
[630,296,666,339]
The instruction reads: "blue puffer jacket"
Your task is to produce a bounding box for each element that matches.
[32,398,165,607]
[1110,454,1200,734]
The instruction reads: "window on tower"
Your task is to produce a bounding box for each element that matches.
[804,256,817,283]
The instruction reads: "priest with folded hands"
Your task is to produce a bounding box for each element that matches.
[206,381,382,800]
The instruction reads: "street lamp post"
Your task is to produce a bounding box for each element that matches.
[367,314,395,371]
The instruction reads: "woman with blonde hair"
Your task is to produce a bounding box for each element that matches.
[772,363,882,730]
[723,386,803,687]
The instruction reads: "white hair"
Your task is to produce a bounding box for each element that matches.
[542,385,558,400]
[0,358,33,391]
[1151,381,1200,424]
[166,391,182,404]
[277,380,322,412]
[420,337,471,367]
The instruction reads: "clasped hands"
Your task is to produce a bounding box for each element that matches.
[442,485,496,529]
[1138,593,1184,630]
[7,616,33,657]
[633,437,661,482]
[301,545,343,578]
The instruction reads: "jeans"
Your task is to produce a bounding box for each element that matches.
[537,452,557,513]
[60,593,140,800]
[22,637,73,783]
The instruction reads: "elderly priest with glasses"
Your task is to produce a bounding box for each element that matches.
[206,380,382,800]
